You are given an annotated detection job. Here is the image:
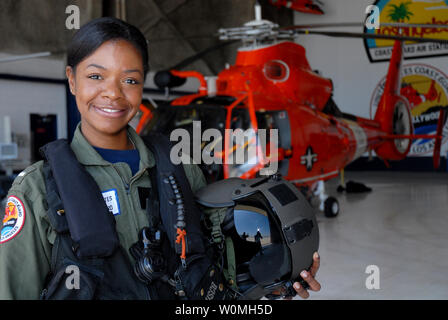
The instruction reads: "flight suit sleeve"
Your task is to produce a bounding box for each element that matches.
[0,168,52,299]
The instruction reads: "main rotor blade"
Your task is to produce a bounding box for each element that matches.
[292,29,448,43]
[285,22,448,29]
[169,40,239,70]
[148,34,217,43]
[285,22,364,29]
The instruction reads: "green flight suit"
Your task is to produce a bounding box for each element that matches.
[0,124,207,300]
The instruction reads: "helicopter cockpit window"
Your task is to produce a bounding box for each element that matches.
[263,60,290,83]
[227,107,258,178]
[147,104,226,135]
[230,107,251,130]
[255,110,292,177]
[174,108,200,128]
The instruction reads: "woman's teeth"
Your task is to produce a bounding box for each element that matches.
[101,108,121,113]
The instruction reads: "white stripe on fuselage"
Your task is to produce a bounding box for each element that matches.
[341,119,368,161]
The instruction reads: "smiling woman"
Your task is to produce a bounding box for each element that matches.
[65,17,148,150]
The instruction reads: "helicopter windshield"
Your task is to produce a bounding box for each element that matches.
[145,101,228,136]
[143,96,261,181]
[142,96,291,181]
[226,106,259,179]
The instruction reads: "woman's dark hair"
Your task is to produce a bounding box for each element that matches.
[67,17,149,79]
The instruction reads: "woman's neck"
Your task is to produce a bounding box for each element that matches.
[80,123,134,150]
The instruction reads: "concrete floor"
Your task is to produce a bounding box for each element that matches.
[299,171,448,300]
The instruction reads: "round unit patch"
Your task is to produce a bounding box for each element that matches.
[1,196,26,244]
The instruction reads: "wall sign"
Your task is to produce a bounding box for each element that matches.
[370,63,448,156]
[364,0,448,62]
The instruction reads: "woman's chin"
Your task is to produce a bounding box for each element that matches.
[82,120,128,137]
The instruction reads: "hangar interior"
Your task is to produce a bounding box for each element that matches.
[0,0,447,300]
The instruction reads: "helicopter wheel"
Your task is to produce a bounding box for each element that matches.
[324,196,339,218]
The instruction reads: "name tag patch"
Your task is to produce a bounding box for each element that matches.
[102,189,121,216]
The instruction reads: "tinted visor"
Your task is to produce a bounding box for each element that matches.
[230,192,291,285]
[234,205,271,247]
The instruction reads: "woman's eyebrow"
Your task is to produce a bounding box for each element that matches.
[124,69,143,76]
[86,63,106,70]
[86,63,142,75]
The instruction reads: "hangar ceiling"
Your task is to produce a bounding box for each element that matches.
[0,0,101,55]
[0,0,292,76]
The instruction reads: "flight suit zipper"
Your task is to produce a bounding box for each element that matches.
[111,165,131,194]
[111,164,148,193]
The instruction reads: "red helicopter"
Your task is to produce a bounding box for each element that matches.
[268,0,324,15]
[136,5,448,217]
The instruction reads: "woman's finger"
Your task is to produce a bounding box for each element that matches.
[300,271,321,292]
[293,282,310,299]
[310,252,320,277]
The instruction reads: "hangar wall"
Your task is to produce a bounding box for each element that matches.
[0,79,67,169]
[293,0,448,160]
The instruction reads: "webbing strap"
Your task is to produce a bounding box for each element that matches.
[209,207,228,244]
[224,237,237,290]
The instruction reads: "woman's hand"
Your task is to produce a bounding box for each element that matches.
[292,252,321,299]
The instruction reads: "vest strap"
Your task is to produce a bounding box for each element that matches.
[40,140,119,259]
[43,163,69,234]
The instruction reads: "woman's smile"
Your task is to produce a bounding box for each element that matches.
[91,103,130,118]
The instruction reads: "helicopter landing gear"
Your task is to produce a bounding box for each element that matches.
[324,196,339,218]
[312,180,339,218]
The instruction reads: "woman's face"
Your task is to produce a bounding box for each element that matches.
[66,39,144,141]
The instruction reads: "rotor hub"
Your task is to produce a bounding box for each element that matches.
[218,3,295,47]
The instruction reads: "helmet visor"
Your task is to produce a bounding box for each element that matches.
[234,205,272,247]
[231,192,291,285]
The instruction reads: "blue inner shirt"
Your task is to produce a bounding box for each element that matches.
[94,146,140,176]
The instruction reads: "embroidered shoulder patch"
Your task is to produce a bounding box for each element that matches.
[1,196,26,243]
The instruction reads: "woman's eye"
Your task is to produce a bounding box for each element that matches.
[88,74,102,80]
[124,78,139,85]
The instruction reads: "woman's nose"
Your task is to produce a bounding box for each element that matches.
[102,78,124,100]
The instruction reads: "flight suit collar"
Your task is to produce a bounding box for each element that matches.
[70,122,155,169]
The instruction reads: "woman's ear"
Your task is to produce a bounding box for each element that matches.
[66,66,76,95]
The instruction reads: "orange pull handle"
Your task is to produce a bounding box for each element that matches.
[175,228,187,260]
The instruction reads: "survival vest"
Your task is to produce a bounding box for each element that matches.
[39,132,229,300]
